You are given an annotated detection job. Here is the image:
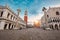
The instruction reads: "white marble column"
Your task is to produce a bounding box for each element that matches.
[0,21,5,30]
[13,25,15,29]
[57,24,59,30]
[9,15,11,19]
[6,23,9,29]
[53,24,55,29]
[59,24,60,29]
[3,9,7,18]
[0,21,1,27]
[12,16,13,20]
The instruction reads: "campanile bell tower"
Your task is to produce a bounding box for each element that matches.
[24,10,28,26]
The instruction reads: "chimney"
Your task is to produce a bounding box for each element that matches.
[17,8,21,16]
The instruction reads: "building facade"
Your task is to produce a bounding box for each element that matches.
[0,5,26,30]
[41,7,60,29]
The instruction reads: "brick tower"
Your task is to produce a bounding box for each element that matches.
[24,10,28,27]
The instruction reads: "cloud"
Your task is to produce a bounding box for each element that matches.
[51,4,60,7]
[28,4,60,24]
[45,4,60,8]
[28,11,44,24]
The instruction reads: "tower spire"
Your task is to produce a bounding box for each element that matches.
[25,9,28,16]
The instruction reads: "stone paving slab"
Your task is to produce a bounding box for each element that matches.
[0,28,60,40]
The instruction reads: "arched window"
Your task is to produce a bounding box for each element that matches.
[49,25,54,29]
[7,13,10,18]
[0,21,1,23]
[8,23,11,29]
[56,11,59,15]
[55,24,58,30]
[59,19,60,22]
[59,24,60,28]
[56,20,58,22]
[0,11,3,17]
[11,15,13,19]
[4,24,7,29]
[57,19,59,22]
[54,19,56,22]
[47,15,49,18]
[13,16,15,20]
[53,20,54,22]
[11,25,13,29]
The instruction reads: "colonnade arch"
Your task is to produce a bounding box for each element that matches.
[4,24,7,29]
[4,23,15,30]
[49,24,59,30]
[49,25,54,29]
[55,24,58,30]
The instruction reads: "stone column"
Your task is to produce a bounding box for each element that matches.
[6,23,9,29]
[10,24,12,29]
[0,21,5,30]
[12,16,13,20]
[0,21,1,27]
[3,9,7,18]
[11,24,13,29]
[53,24,55,30]
[42,7,47,27]
[13,25,14,29]
[58,24,59,29]
[9,15,11,19]
[58,24,60,29]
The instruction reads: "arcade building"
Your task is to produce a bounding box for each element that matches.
[41,7,60,30]
[0,5,26,30]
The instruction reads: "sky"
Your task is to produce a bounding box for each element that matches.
[0,0,60,24]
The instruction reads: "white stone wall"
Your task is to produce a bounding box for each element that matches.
[47,8,60,18]
[41,16,45,27]
[0,20,5,30]
[41,7,60,29]
[3,9,8,18]
[0,6,26,30]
